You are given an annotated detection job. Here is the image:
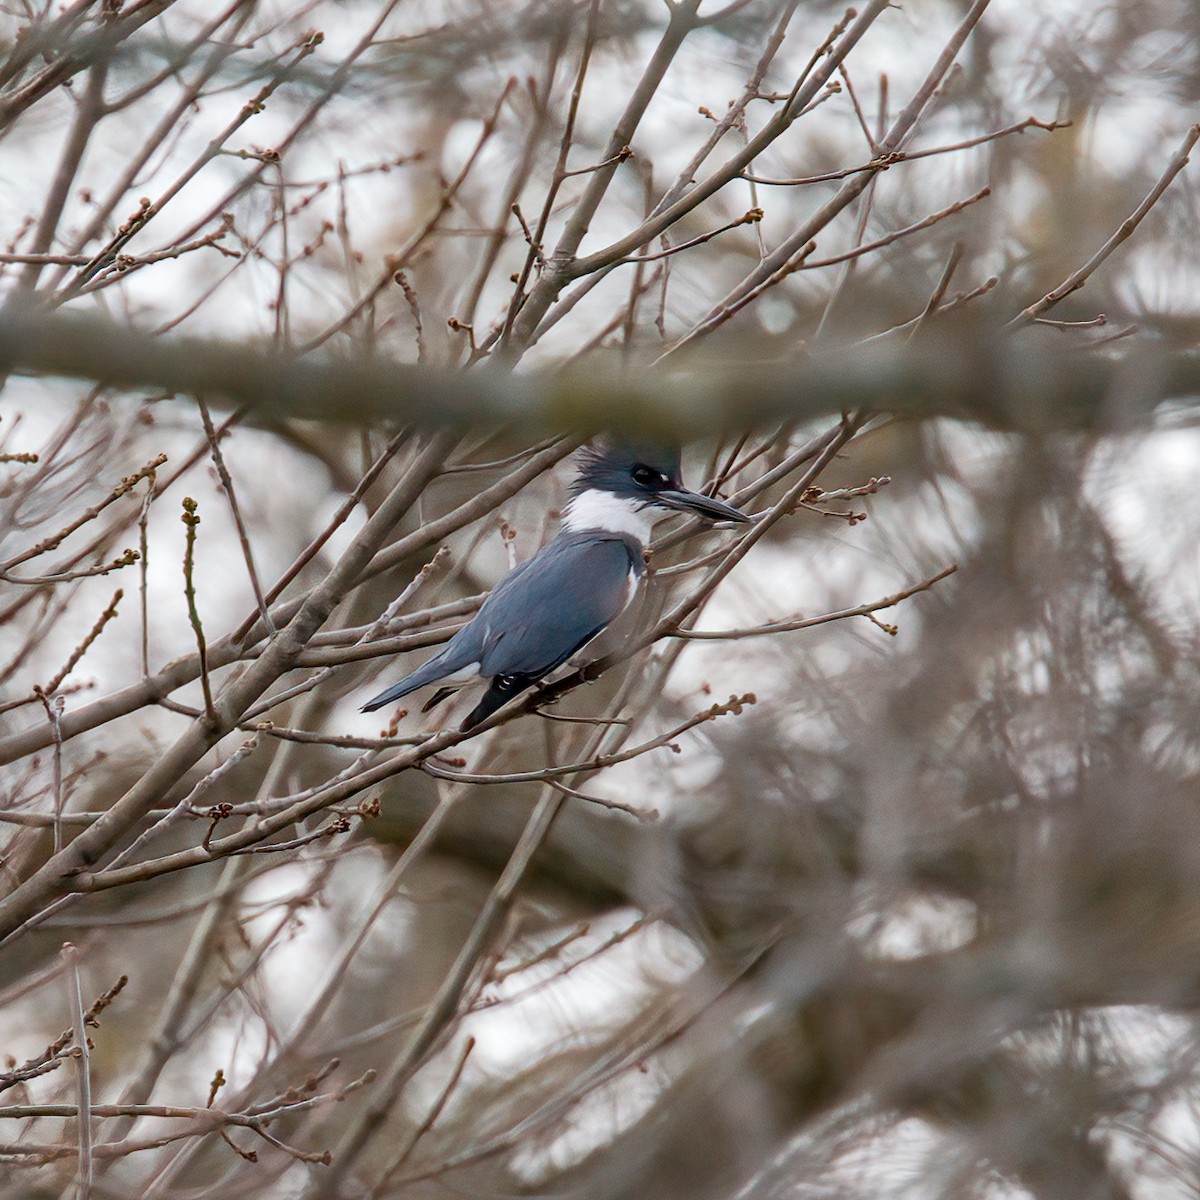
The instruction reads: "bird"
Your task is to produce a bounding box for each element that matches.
[360,441,751,729]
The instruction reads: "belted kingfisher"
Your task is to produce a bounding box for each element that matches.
[361,442,750,729]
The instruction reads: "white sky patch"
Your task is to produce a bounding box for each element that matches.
[238,861,342,1026]
[464,911,703,1075]
[740,1111,1007,1200]
[238,849,401,1034]
[850,889,978,961]
[505,1056,673,1184]
[396,911,705,1181]
[1091,428,1200,619]
[664,499,951,716]
[1008,1007,1200,1200]
[0,392,349,743]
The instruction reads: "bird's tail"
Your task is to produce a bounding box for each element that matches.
[360,674,424,713]
[361,644,468,714]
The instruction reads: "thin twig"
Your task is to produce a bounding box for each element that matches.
[742,116,1068,186]
[371,1037,476,1193]
[180,497,216,722]
[1010,123,1200,326]
[35,690,66,854]
[42,589,122,695]
[0,454,165,571]
[609,208,763,266]
[671,564,957,640]
[62,943,93,1200]
[198,398,272,634]
[798,188,990,271]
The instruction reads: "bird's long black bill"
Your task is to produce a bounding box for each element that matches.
[657,488,751,523]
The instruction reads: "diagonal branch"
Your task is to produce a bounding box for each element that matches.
[1009,123,1200,327]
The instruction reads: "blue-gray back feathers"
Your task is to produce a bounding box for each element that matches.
[476,531,641,675]
[361,531,643,725]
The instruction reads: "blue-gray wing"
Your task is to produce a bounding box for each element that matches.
[475,532,642,679]
[361,531,641,717]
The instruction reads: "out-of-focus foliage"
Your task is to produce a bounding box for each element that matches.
[1,2,1200,1198]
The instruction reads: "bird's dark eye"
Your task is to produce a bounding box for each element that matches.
[631,464,657,486]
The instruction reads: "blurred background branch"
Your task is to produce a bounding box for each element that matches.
[2,306,1200,433]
